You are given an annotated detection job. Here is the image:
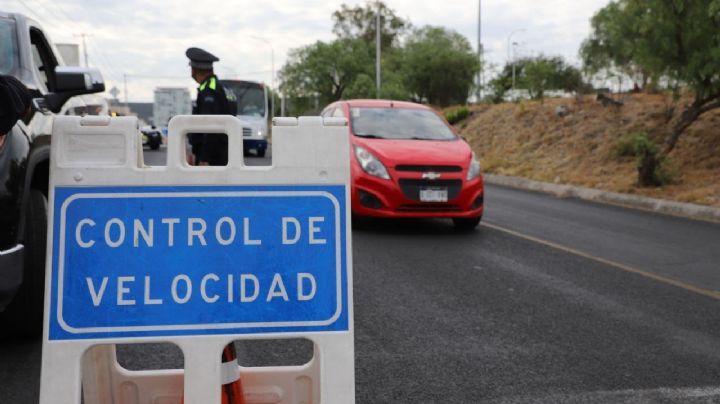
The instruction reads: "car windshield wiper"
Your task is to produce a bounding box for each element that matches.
[354,133,384,139]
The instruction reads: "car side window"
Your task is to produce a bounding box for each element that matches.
[332,108,346,118]
[29,28,58,93]
[321,108,334,118]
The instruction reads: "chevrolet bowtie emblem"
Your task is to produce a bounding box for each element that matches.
[422,172,442,180]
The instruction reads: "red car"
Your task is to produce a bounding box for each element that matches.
[321,100,484,230]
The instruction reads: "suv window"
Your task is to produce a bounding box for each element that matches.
[29,27,58,92]
[0,18,19,76]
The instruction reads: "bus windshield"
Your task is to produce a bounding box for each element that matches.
[221,81,267,118]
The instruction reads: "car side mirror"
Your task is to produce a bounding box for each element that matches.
[44,66,105,113]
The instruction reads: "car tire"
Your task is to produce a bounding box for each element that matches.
[150,140,161,150]
[452,215,481,231]
[256,149,266,158]
[0,190,47,339]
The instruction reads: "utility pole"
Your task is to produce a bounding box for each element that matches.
[477,0,483,102]
[376,1,381,99]
[74,33,91,67]
[123,73,129,106]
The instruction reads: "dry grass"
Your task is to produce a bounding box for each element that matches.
[454,94,720,208]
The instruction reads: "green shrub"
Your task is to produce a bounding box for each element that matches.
[444,106,470,125]
[611,134,638,159]
[616,132,673,186]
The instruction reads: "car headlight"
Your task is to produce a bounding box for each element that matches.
[467,151,482,180]
[257,127,264,137]
[354,145,390,180]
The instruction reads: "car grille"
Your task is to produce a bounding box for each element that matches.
[397,204,462,212]
[395,165,462,172]
[243,127,252,137]
[398,179,463,201]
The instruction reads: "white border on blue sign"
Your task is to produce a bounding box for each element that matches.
[56,191,343,334]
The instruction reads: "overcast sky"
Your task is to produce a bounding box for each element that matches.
[5,0,610,102]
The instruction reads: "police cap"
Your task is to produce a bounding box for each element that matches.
[186,47,219,70]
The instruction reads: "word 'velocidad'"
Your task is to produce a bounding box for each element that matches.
[73,216,328,248]
[85,272,318,307]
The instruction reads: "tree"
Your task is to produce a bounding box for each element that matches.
[278,38,373,105]
[398,26,480,106]
[332,1,410,50]
[580,2,650,87]
[487,56,588,102]
[582,0,720,186]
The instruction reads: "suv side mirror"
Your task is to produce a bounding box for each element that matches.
[44,67,105,113]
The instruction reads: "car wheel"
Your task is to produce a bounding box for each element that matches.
[151,139,161,150]
[0,190,47,339]
[256,149,266,158]
[452,216,481,231]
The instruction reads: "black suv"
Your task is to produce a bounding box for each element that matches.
[0,12,105,337]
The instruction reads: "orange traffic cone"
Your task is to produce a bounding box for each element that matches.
[221,343,246,404]
[180,343,246,404]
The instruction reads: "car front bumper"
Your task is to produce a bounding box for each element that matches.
[352,174,484,219]
[243,138,268,151]
[0,244,24,311]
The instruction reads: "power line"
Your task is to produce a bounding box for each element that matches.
[27,0,122,82]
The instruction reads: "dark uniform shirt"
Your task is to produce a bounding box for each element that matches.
[190,74,231,165]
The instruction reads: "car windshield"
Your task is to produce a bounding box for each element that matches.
[222,81,267,118]
[350,107,456,141]
[0,18,19,76]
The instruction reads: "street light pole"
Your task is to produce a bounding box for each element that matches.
[506,29,525,64]
[376,1,381,99]
[507,29,525,101]
[477,0,483,102]
[74,33,92,67]
[250,36,275,119]
[512,42,518,96]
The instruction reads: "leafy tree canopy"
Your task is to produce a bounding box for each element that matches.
[581,0,720,185]
[398,26,480,106]
[488,56,588,102]
[279,38,372,105]
[332,1,410,50]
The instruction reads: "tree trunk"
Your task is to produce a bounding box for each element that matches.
[663,102,702,155]
[637,152,660,187]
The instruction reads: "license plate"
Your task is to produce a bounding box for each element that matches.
[420,188,448,202]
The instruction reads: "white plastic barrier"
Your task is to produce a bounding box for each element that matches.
[40,115,355,404]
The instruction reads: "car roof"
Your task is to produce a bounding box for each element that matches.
[340,99,430,110]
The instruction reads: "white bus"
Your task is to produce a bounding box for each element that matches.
[221,79,269,157]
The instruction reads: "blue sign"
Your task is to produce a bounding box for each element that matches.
[49,185,349,340]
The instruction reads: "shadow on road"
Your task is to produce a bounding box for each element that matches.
[352,216,485,237]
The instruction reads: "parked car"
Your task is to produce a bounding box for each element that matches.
[0,11,105,337]
[321,99,484,230]
[140,125,163,150]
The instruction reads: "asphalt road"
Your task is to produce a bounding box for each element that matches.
[2,145,720,403]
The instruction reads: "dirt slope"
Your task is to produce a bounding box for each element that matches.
[459,94,720,207]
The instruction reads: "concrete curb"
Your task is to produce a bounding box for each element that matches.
[484,174,720,223]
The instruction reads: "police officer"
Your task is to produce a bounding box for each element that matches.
[186,47,231,166]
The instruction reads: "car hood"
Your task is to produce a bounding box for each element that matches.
[353,137,472,167]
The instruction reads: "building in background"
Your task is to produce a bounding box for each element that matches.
[56,43,80,66]
[153,87,191,126]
